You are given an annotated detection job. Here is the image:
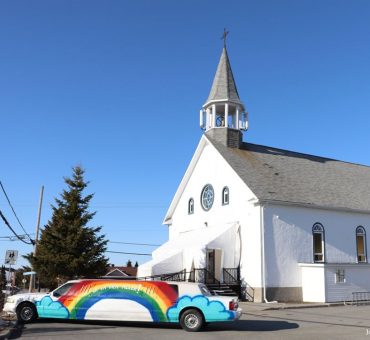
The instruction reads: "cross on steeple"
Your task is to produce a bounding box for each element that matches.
[221,28,229,48]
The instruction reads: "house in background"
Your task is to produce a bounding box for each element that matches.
[104,265,138,279]
[138,40,370,303]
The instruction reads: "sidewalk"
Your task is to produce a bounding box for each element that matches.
[239,301,345,312]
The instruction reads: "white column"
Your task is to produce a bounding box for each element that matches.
[225,103,229,128]
[206,108,210,130]
[236,106,240,129]
[199,109,204,129]
[212,104,216,128]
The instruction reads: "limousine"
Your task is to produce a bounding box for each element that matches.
[3,279,242,331]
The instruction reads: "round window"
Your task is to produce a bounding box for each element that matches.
[201,184,214,211]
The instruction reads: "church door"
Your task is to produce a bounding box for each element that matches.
[206,249,216,283]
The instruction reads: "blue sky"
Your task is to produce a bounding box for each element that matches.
[1,0,370,269]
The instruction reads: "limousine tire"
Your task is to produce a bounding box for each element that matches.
[180,308,204,332]
[16,302,38,323]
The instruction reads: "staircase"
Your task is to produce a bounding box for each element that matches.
[206,282,239,297]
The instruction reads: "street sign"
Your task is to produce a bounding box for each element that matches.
[5,250,18,265]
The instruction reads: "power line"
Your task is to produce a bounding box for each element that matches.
[0,181,33,243]
[108,241,160,247]
[106,250,151,256]
[0,210,34,245]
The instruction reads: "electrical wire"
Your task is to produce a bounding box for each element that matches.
[0,181,34,243]
[108,241,160,247]
[106,250,151,256]
[0,210,34,245]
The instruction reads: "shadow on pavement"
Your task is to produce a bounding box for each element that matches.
[207,320,299,332]
[9,318,299,338]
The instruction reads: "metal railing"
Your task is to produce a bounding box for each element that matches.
[223,267,240,285]
[188,268,220,285]
[352,291,370,305]
[138,269,186,282]
[136,267,254,300]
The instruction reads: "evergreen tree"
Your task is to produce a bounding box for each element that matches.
[26,166,108,288]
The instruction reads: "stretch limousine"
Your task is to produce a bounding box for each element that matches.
[3,279,242,331]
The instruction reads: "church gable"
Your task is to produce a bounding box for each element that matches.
[165,135,257,233]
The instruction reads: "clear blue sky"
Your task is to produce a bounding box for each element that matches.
[1,0,370,269]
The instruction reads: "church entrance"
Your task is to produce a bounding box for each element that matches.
[206,249,215,281]
[206,249,222,283]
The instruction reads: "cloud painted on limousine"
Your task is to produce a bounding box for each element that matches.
[166,296,234,322]
[36,296,70,319]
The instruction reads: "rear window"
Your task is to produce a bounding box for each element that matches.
[198,284,212,296]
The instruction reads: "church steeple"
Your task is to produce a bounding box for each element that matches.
[200,32,248,147]
[205,47,243,108]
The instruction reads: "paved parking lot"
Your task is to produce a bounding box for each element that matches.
[7,304,370,339]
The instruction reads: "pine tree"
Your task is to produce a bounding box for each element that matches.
[26,166,108,288]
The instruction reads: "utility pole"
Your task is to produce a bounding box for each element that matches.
[29,185,44,293]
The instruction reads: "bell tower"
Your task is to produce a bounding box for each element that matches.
[200,31,248,148]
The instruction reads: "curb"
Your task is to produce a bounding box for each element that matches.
[264,302,345,311]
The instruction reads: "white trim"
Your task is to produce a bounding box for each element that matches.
[163,136,208,224]
[203,99,244,110]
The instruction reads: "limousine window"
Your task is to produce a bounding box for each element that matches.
[52,283,74,297]
[199,284,212,296]
[169,284,179,294]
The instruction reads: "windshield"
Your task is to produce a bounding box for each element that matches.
[52,282,74,298]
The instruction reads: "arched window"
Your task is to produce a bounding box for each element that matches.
[188,198,194,215]
[222,187,229,205]
[356,226,367,263]
[312,223,325,262]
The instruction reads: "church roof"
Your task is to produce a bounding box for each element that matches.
[204,47,243,108]
[207,135,370,213]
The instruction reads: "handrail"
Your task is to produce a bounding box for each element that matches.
[352,291,370,305]
[223,267,240,284]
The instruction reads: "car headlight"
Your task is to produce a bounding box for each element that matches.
[6,296,16,303]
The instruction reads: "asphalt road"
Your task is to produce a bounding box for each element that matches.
[8,305,370,339]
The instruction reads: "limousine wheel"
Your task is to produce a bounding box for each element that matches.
[180,309,204,332]
[16,302,37,323]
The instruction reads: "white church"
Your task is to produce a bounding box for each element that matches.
[138,41,370,303]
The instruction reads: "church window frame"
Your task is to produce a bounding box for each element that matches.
[312,223,325,263]
[335,269,346,284]
[188,198,194,215]
[222,187,229,205]
[356,226,367,263]
[201,184,214,211]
